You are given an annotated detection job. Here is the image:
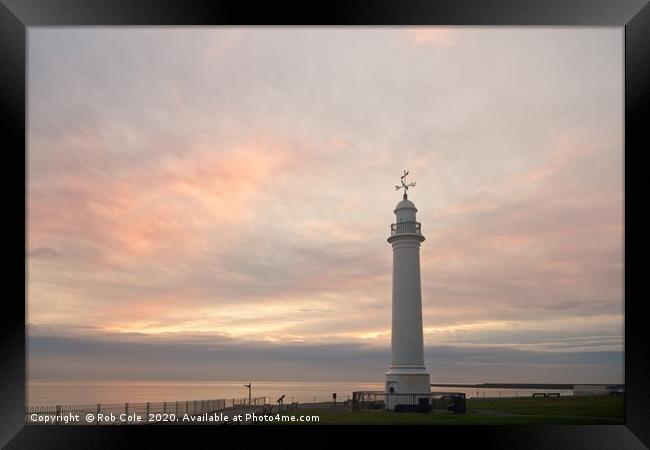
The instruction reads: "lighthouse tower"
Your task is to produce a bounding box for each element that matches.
[385,171,430,405]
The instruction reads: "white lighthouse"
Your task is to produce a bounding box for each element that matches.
[385,171,430,406]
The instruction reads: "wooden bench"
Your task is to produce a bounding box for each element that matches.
[532,392,561,398]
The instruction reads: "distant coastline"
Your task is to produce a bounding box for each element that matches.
[430,383,624,390]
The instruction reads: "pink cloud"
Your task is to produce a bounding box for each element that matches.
[402,28,455,48]
[28,135,305,268]
[512,135,599,185]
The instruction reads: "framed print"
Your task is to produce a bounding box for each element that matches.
[1,0,648,448]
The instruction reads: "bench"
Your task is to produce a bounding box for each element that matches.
[532,392,561,398]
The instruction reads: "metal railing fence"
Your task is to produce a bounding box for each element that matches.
[26,396,270,424]
[352,391,466,413]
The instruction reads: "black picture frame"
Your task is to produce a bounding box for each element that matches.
[2,0,648,448]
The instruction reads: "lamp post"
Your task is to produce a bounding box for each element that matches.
[244,383,252,405]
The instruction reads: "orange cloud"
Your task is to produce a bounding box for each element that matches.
[30,136,301,267]
[512,135,599,185]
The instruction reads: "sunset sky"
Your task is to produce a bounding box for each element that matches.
[27,27,623,383]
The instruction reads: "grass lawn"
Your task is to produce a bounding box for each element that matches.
[263,396,624,425]
[467,395,624,418]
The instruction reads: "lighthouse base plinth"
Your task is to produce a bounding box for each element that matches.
[385,368,431,411]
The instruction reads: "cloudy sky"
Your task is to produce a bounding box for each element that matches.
[27,27,623,383]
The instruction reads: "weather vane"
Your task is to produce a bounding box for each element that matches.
[395,170,416,199]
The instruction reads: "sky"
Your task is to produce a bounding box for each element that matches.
[27,27,623,383]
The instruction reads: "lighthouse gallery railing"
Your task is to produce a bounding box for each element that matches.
[390,221,421,236]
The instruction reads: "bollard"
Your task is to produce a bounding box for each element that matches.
[146,402,150,418]
[125,403,129,424]
[186,400,189,415]
[163,401,167,413]
[55,405,61,426]
[175,401,179,416]
[96,404,101,424]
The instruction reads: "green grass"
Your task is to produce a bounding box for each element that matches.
[263,396,624,425]
[466,395,624,418]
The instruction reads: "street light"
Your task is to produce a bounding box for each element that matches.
[244,383,251,405]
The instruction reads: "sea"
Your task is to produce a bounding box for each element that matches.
[27,380,574,407]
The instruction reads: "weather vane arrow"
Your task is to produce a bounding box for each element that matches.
[395,170,416,199]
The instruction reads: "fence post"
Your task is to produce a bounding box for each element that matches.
[124,403,129,424]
